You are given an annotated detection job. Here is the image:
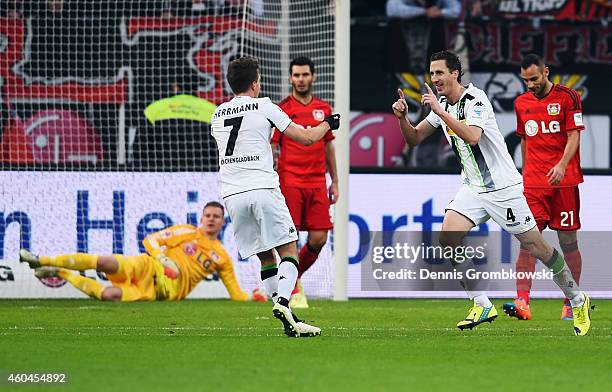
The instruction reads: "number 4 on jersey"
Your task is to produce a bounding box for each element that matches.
[506,208,516,222]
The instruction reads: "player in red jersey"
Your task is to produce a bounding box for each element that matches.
[504,54,585,321]
[271,56,338,308]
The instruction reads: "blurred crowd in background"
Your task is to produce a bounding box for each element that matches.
[0,0,610,170]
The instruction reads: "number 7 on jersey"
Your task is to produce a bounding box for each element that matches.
[224,116,243,156]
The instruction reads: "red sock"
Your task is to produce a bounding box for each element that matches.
[291,244,321,295]
[516,248,535,304]
[298,243,321,278]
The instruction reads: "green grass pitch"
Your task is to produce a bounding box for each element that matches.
[1,299,610,391]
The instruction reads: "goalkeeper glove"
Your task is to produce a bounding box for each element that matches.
[324,113,341,130]
[252,288,267,302]
[157,254,180,280]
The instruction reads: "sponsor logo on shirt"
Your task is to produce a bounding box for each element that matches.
[525,120,560,136]
[574,112,583,126]
[313,109,325,121]
[183,241,197,256]
[211,251,220,262]
[525,120,539,136]
[547,103,561,116]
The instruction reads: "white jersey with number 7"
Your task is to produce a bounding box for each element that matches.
[211,96,292,198]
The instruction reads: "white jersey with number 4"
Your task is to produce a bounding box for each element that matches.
[211,96,292,198]
[425,83,522,193]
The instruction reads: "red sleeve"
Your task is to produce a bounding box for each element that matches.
[322,101,334,142]
[271,127,282,143]
[514,100,525,138]
[563,90,585,133]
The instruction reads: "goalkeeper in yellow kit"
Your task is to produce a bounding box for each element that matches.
[20,201,260,302]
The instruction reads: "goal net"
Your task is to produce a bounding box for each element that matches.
[0,0,335,299]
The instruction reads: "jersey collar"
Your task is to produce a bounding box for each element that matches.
[290,94,314,107]
[446,83,473,105]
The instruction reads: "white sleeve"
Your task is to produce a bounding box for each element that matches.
[261,98,292,132]
[465,95,492,131]
[425,108,441,129]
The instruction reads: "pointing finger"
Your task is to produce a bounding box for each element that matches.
[397,88,405,100]
[425,83,434,94]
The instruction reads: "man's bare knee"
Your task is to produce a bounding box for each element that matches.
[308,231,328,250]
[101,287,122,301]
[97,256,119,274]
[257,250,277,267]
[275,241,298,260]
[557,231,578,251]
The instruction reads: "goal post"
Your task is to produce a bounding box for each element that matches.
[333,0,350,301]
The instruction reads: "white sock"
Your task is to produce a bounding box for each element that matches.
[554,266,584,307]
[546,249,584,307]
[472,293,493,308]
[452,257,491,307]
[277,258,298,302]
[260,266,278,302]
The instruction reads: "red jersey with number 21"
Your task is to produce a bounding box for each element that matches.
[515,84,585,188]
[271,95,334,188]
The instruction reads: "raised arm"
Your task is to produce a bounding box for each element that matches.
[283,114,340,146]
[392,89,438,147]
[421,84,482,146]
[143,225,196,279]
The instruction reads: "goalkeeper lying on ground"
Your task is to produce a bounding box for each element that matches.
[20,201,265,302]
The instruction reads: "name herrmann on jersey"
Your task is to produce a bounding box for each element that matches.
[213,103,259,119]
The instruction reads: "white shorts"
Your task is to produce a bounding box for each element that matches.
[446,184,537,235]
[224,188,298,258]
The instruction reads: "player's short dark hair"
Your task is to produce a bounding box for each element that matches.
[227,57,260,94]
[204,201,225,216]
[290,56,315,74]
[430,50,464,83]
[521,54,545,70]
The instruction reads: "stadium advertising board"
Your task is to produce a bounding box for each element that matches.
[1,173,611,298]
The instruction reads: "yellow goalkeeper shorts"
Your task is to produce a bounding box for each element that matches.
[106,254,157,301]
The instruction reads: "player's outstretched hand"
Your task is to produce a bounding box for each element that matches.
[324,113,341,130]
[421,84,442,115]
[421,83,444,114]
[392,89,408,119]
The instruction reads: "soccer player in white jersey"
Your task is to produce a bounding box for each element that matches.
[211,57,340,337]
[391,51,591,336]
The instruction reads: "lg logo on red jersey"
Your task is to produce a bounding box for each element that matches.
[525,120,560,136]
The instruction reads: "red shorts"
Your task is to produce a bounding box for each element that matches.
[524,186,581,231]
[280,184,333,231]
